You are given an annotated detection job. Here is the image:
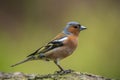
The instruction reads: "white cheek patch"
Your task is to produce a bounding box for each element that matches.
[55,37,68,42]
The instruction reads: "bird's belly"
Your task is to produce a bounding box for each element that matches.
[45,46,75,60]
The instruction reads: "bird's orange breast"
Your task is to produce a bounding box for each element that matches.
[64,35,78,50]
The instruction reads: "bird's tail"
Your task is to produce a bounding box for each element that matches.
[11,56,35,67]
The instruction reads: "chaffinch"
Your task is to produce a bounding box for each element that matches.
[11,21,87,73]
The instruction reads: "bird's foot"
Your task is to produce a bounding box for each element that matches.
[55,69,74,75]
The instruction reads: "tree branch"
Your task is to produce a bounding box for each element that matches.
[0,71,114,80]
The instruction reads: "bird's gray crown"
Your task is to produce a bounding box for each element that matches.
[63,21,80,35]
[67,21,80,26]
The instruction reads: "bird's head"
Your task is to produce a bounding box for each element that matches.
[63,21,87,36]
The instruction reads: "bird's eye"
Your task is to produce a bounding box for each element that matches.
[73,26,78,28]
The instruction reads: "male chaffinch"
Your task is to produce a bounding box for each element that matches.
[11,21,87,73]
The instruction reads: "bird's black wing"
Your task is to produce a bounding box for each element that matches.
[27,40,64,57]
[40,41,64,53]
[39,35,68,53]
[27,47,42,57]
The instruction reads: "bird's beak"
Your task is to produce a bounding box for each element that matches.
[80,25,87,31]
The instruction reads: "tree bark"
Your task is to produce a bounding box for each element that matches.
[0,71,114,80]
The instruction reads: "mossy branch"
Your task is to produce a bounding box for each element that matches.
[0,71,114,80]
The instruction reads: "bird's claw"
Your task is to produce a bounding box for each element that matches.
[55,69,74,74]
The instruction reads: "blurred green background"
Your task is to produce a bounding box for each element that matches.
[0,0,120,79]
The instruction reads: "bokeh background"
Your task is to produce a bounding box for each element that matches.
[0,0,120,79]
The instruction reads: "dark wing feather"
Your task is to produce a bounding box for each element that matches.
[27,33,67,57]
[40,34,67,53]
[27,41,63,57]
[40,41,64,53]
[27,47,42,57]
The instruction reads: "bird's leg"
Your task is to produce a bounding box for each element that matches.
[54,59,73,74]
[54,60,64,71]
